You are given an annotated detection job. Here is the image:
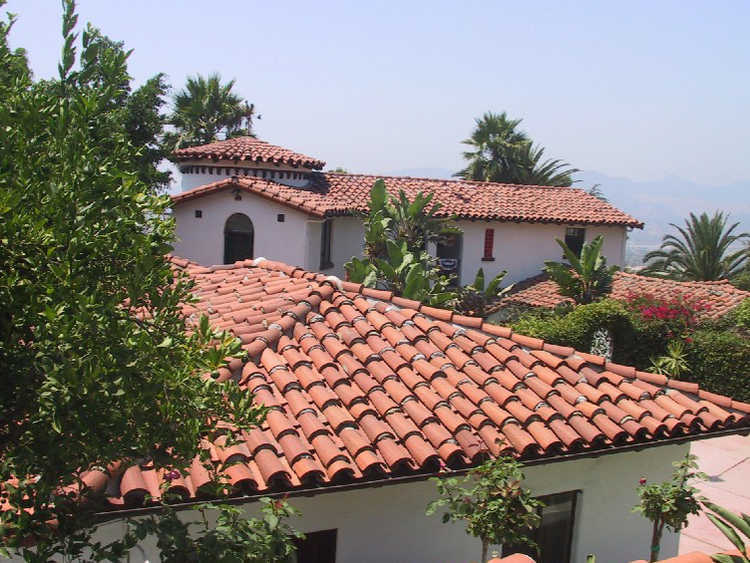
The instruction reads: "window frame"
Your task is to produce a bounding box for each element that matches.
[295,528,337,563]
[482,228,495,261]
[319,219,334,270]
[564,227,586,258]
[501,489,579,563]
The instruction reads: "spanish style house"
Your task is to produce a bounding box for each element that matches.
[169,137,643,283]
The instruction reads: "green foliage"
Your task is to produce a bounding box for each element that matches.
[0,1,264,556]
[509,297,750,401]
[103,498,303,563]
[650,340,689,377]
[727,298,750,332]
[682,329,750,403]
[426,456,543,563]
[731,270,750,291]
[511,299,634,354]
[643,211,750,281]
[703,501,750,563]
[165,73,255,150]
[633,453,705,562]
[345,180,458,306]
[455,111,578,187]
[456,268,513,317]
[544,235,618,304]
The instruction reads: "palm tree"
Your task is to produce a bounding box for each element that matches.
[510,143,579,187]
[165,73,255,149]
[643,212,750,281]
[456,112,529,182]
[455,111,578,186]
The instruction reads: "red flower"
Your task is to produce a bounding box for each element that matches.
[639,478,647,485]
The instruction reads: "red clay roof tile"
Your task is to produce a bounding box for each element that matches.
[172,137,324,169]
[96,256,750,509]
[172,174,643,226]
[502,271,750,320]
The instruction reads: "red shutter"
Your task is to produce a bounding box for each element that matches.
[483,228,494,259]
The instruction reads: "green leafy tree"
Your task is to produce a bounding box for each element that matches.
[643,212,750,281]
[103,498,303,563]
[426,456,543,563]
[633,453,705,562]
[456,268,514,317]
[456,111,578,187]
[544,235,618,304]
[165,73,255,150]
[0,2,264,558]
[702,501,750,563]
[344,180,458,306]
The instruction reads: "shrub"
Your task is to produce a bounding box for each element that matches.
[683,329,750,402]
[509,300,750,401]
[511,299,660,368]
[727,298,750,332]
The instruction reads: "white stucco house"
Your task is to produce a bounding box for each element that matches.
[169,137,643,284]
[30,257,748,563]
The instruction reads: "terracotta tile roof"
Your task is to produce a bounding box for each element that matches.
[630,549,748,562]
[489,555,536,563]
[501,271,750,320]
[172,137,326,170]
[88,257,748,510]
[171,174,644,227]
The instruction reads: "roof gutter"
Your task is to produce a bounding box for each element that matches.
[93,425,748,522]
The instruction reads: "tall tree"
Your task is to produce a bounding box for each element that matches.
[0,2,261,557]
[456,111,578,187]
[643,211,750,281]
[165,73,255,149]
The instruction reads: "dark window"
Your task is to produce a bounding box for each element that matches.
[437,233,462,286]
[482,228,495,261]
[502,491,578,563]
[277,213,285,223]
[194,210,202,218]
[295,529,337,563]
[320,219,333,270]
[564,227,586,258]
[224,213,254,264]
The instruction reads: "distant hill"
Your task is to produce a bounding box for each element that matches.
[577,172,750,266]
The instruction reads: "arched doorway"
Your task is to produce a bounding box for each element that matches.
[224,213,254,264]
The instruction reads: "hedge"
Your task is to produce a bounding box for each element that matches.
[510,299,664,370]
[508,299,750,401]
[684,329,750,403]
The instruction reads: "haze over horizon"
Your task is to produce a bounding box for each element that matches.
[7,0,749,249]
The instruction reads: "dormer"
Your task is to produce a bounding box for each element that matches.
[172,137,326,191]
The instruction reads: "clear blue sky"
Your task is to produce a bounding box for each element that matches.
[6,0,750,185]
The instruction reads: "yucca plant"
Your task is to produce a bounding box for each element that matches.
[456,268,514,316]
[703,501,750,562]
[650,340,690,377]
[544,235,618,304]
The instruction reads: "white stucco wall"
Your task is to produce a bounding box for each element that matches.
[171,189,312,268]
[456,221,628,285]
[47,443,686,563]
